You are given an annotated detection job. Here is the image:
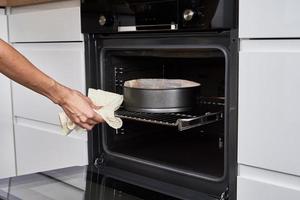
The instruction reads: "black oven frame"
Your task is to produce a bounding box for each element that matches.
[84,30,238,200]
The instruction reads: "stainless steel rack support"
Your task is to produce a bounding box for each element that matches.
[177,112,223,131]
[115,110,223,131]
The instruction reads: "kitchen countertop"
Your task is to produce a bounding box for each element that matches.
[0,0,62,7]
[0,165,181,200]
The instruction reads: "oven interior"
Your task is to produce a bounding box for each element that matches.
[101,48,226,179]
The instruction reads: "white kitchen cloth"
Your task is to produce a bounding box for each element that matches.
[59,88,123,135]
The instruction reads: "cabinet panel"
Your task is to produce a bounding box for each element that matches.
[0,75,16,179]
[8,0,82,42]
[239,0,300,38]
[14,119,87,175]
[238,177,300,200]
[0,10,16,179]
[0,10,8,41]
[238,165,300,200]
[239,40,300,176]
[12,43,86,125]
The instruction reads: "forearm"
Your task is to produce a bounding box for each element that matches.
[0,39,69,105]
[0,39,103,129]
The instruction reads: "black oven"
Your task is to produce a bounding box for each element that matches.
[82,1,238,200]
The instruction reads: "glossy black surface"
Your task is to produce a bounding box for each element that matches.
[0,166,184,200]
[81,0,237,33]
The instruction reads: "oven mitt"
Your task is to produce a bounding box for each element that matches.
[59,88,124,135]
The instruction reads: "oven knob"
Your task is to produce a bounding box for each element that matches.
[183,9,195,21]
[99,15,107,26]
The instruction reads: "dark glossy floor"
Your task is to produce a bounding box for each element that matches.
[0,166,181,200]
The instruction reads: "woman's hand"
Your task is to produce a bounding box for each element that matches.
[50,82,103,130]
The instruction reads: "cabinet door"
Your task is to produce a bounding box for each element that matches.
[238,178,300,200]
[238,165,300,200]
[0,10,16,179]
[0,9,8,41]
[239,40,300,176]
[8,0,82,42]
[0,75,16,179]
[239,0,300,38]
[12,42,86,126]
[14,118,87,175]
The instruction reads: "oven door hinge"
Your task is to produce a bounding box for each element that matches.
[219,187,229,200]
[94,154,106,168]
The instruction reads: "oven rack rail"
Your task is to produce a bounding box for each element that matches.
[115,109,223,131]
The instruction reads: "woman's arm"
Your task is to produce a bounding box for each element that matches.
[0,39,103,130]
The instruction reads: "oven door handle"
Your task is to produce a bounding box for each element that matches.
[177,111,223,131]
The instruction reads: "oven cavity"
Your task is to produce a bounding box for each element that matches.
[101,48,227,179]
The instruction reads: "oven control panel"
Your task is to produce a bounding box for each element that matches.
[81,0,236,33]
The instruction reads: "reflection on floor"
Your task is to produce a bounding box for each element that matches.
[0,167,86,200]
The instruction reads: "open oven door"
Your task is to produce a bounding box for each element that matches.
[84,31,237,200]
[85,165,225,200]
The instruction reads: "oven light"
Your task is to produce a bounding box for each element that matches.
[171,23,176,30]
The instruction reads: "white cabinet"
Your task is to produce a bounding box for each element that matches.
[0,9,8,41]
[239,0,300,38]
[11,42,88,176]
[0,9,16,179]
[238,165,300,200]
[12,43,86,125]
[238,40,300,176]
[14,119,87,175]
[7,0,88,175]
[0,74,16,179]
[8,0,82,42]
[238,1,300,197]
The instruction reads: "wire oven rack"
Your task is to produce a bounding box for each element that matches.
[115,108,223,131]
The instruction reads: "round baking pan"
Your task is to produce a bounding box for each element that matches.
[123,79,201,113]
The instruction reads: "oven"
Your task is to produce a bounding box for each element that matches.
[82,1,238,200]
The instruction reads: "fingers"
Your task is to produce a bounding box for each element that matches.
[59,90,104,131]
[78,114,101,125]
[92,112,104,123]
[73,117,96,131]
[67,110,103,130]
[78,122,94,131]
[84,108,103,123]
[77,113,102,129]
